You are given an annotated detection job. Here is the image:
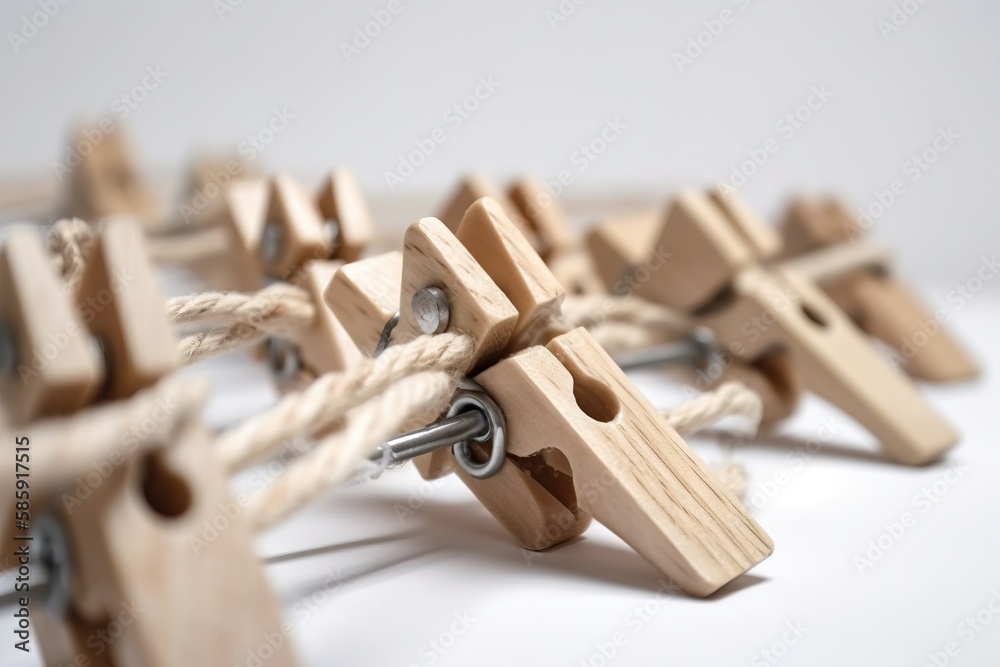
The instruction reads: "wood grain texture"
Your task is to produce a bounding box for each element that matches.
[475,328,773,597]
[456,197,565,345]
[325,251,403,356]
[220,176,269,291]
[397,217,518,374]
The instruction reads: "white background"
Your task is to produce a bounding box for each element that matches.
[2,1,1000,665]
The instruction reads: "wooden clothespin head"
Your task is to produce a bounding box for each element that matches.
[586,191,800,425]
[779,196,979,382]
[174,154,256,229]
[595,187,958,465]
[507,176,606,295]
[328,196,772,596]
[65,126,159,228]
[266,259,362,393]
[2,219,297,666]
[0,228,102,425]
[316,167,376,263]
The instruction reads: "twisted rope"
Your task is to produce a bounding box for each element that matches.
[166,282,315,331]
[216,333,474,471]
[246,370,458,531]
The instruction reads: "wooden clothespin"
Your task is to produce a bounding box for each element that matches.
[438,173,604,295]
[66,126,159,227]
[778,197,979,382]
[326,196,772,596]
[0,221,296,665]
[588,187,958,465]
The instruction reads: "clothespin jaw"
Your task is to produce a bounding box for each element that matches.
[218,177,270,291]
[8,221,298,666]
[586,203,801,425]
[476,328,773,596]
[508,176,606,295]
[259,174,330,281]
[614,189,957,465]
[779,197,979,382]
[272,259,362,390]
[67,127,158,226]
[325,251,403,357]
[74,218,179,400]
[0,229,102,424]
[328,196,773,594]
[316,168,376,263]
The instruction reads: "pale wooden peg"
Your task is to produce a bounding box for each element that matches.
[324,251,403,357]
[218,177,270,291]
[506,176,577,260]
[436,174,539,251]
[508,176,606,295]
[67,128,159,227]
[316,168,376,263]
[396,217,519,373]
[74,218,179,400]
[779,198,979,382]
[642,191,958,465]
[455,197,565,346]
[709,187,782,262]
[586,206,801,425]
[0,229,101,424]
[585,209,660,295]
[259,174,328,281]
[279,260,362,386]
[475,328,773,597]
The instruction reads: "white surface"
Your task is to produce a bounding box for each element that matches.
[1,0,999,282]
[5,289,997,666]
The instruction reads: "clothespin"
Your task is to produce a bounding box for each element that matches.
[587,187,958,465]
[326,196,772,596]
[65,126,159,227]
[0,221,296,665]
[778,197,979,382]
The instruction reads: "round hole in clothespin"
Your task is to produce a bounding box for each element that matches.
[412,286,451,335]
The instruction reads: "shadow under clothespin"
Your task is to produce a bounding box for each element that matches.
[586,186,959,466]
[0,221,298,666]
[777,196,980,383]
[325,195,773,597]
